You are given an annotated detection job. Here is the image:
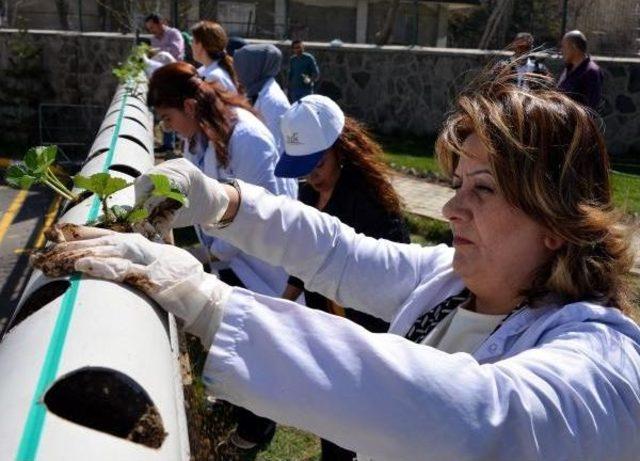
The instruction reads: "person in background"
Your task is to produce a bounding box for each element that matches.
[276,95,410,460]
[145,13,184,61]
[503,32,549,87]
[147,62,293,455]
[190,20,239,92]
[145,13,184,154]
[287,40,319,102]
[558,30,604,111]
[148,62,290,295]
[226,36,247,56]
[233,44,298,199]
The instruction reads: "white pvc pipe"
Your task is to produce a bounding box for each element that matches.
[0,82,190,461]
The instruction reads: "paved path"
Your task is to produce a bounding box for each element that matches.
[390,172,640,275]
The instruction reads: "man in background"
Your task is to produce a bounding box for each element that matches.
[558,30,604,111]
[145,13,184,154]
[288,40,319,102]
[504,32,549,88]
[145,13,184,61]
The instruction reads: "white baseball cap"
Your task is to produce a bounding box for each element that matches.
[275,95,345,178]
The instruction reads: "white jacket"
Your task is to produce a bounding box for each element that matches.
[184,109,296,296]
[197,60,237,92]
[254,78,298,199]
[254,77,290,156]
[203,182,640,461]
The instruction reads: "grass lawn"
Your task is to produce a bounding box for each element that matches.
[257,427,321,461]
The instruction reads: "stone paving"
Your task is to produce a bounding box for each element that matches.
[390,172,640,275]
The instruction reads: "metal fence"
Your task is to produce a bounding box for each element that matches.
[1,0,638,56]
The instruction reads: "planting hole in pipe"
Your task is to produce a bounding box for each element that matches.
[96,124,116,137]
[44,367,167,449]
[119,134,150,154]
[126,103,147,116]
[84,148,110,165]
[124,116,148,130]
[11,280,71,330]
[108,164,141,178]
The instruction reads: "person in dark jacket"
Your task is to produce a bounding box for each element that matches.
[558,30,604,111]
[276,95,410,461]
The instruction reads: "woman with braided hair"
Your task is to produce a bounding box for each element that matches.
[191,20,239,92]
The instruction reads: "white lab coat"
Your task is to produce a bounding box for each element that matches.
[184,109,296,296]
[254,77,289,155]
[203,182,640,461]
[197,60,237,92]
[254,77,297,198]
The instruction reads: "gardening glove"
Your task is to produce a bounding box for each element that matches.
[38,226,232,348]
[133,158,230,235]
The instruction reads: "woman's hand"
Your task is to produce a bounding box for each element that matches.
[133,158,238,234]
[35,225,232,347]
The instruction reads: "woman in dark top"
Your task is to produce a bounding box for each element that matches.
[276,94,409,460]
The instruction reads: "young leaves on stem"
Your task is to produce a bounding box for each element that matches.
[149,174,188,205]
[5,146,77,201]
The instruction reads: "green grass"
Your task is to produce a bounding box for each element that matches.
[405,213,451,246]
[378,135,441,176]
[611,171,640,215]
[257,427,321,461]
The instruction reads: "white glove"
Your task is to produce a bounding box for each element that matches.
[133,158,230,235]
[38,226,232,348]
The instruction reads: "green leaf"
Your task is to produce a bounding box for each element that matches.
[126,208,149,224]
[148,174,188,205]
[73,173,130,198]
[6,164,36,189]
[100,175,130,197]
[73,174,94,191]
[149,174,172,193]
[111,204,130,220]
[24,146,57,174]
[164,190,188,205]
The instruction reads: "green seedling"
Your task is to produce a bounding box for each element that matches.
[73,172,148,226]
[149,174,189,205]
[5,145,78,201]
[113,43,151,85]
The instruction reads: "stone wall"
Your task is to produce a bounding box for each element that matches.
[0,29,132,145]
[273,41,640,158]
[0,30,639,157]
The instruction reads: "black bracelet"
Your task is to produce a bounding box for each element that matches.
[216,179,241,229]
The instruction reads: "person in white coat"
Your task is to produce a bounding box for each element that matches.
[190,20,238,92]
[233,43,298,200]
[47,70,640,461]
[233,45,288,151]
[147,61,294,297]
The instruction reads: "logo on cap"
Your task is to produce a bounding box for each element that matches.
[286,132,303,145]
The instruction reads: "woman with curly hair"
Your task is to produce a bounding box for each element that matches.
[49,66,640,460]
[276,95,409,460]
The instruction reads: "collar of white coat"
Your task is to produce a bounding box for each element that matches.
[199,60,221,76]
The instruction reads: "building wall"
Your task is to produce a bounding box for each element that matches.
[1,30,639,157]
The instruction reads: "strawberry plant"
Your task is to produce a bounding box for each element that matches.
[5,145,78,201]
[112,43,150,85]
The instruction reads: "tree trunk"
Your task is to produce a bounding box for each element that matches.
[375,0,401,46]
